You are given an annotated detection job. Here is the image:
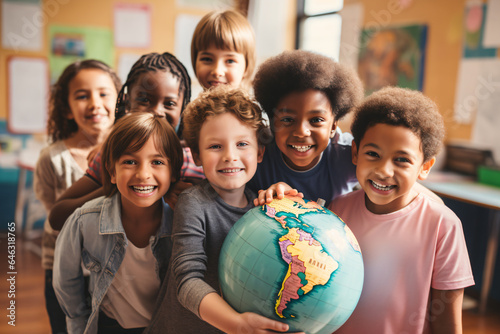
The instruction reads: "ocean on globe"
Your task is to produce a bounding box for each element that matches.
[219,195,364,334]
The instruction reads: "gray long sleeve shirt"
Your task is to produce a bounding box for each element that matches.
[145,179,255,334]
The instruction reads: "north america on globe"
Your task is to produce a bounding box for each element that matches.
[264,196,339,318]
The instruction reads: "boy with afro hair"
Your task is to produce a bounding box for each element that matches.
[248,49,363,207]
[330,87,474,333]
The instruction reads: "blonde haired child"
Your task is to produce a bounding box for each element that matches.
[34,59,120,334]
[191,9,256,90]
[330,87,474,333]
[53,112,183,334]
[145,86,303,334]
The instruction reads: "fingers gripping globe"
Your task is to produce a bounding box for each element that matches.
[219,195,364,334]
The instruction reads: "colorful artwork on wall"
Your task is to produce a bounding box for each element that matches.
[48,25,114,83]
[463,3,496,58]
[358,24,427,94]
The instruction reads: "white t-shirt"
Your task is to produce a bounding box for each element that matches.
[329,189,475,334]
[100,239,160,329]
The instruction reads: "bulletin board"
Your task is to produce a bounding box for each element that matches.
[7,56,48,134]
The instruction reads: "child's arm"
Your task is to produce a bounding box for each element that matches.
[429,288,464,334]
[33,151,57,212]
[253,182,304,206]
[49,175,104,230]
[172,193,303,334]
[199,292,304,334]
[163,180,193,209]
[53,210,90,333]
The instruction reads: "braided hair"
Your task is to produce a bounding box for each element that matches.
[115,52,191,136]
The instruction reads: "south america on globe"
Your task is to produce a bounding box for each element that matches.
[219,195,364,334]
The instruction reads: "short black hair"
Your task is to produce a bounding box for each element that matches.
[351,87,445,162]
[253,50,363,123]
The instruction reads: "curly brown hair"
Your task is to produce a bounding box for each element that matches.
[351,87,445,162]
[253,50,364,125]
[182,85,266,155]
[101,112,183,197]
[191,10,256,90]
[47,60,121,143]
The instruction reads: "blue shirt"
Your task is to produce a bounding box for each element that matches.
[248,128,358,207]
[53,194,173,334]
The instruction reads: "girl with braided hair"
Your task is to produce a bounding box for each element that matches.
[49,52,204,231]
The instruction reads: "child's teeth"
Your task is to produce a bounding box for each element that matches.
[221,168,242,173]
[292,145,311,152]
[133,186,155,193]
[371,181,395,191]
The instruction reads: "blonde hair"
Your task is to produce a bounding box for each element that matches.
[191,9,256,89]
[182,85,266,155]
[102,112,183,197]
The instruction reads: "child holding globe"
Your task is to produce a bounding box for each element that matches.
[144,86,304,334]
[329,87,474,333]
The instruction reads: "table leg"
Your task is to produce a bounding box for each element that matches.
[479,209,500,314]
[14,167,27,233]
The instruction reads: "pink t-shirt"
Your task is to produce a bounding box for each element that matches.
[329,189,474,334]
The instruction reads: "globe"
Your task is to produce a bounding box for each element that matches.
[219,195,364,334]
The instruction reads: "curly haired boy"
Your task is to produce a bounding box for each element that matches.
[330,87,474,333]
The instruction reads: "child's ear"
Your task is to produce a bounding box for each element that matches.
[418,157,436,180]
[330,121,338,139]
[257,145,265,163]
[351,140,358,165]
[193,152,202,167]
[110,170,116,184]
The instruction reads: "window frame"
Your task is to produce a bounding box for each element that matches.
[295,0,344,51]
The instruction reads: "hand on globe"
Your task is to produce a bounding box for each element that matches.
[237,312,306,334]
[220,195,364,334]
[254,182,304,206]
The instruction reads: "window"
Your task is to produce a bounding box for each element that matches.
[296,0,344,60]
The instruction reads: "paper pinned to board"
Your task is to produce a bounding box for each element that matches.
[1,0,43,51]
[483,0,500,47]
[114,3,151,48]
[175,14,203,97]
[471,58,500,163]
[453,58,500,124]
[8,57,48,133]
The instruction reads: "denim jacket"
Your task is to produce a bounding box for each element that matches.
[53,193,173,334]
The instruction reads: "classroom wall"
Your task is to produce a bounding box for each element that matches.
[344,0,498,143]
[0,0,238,121]
[1,0,497,143]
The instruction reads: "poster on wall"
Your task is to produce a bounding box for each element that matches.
[48,25,114,82]
[358,24,427,95]
[470,59,500,162]
[175,14,203,97]
[463,2,496,58]
[114,3,151,48]
[8,57,48,134]
[1,0,42,51]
